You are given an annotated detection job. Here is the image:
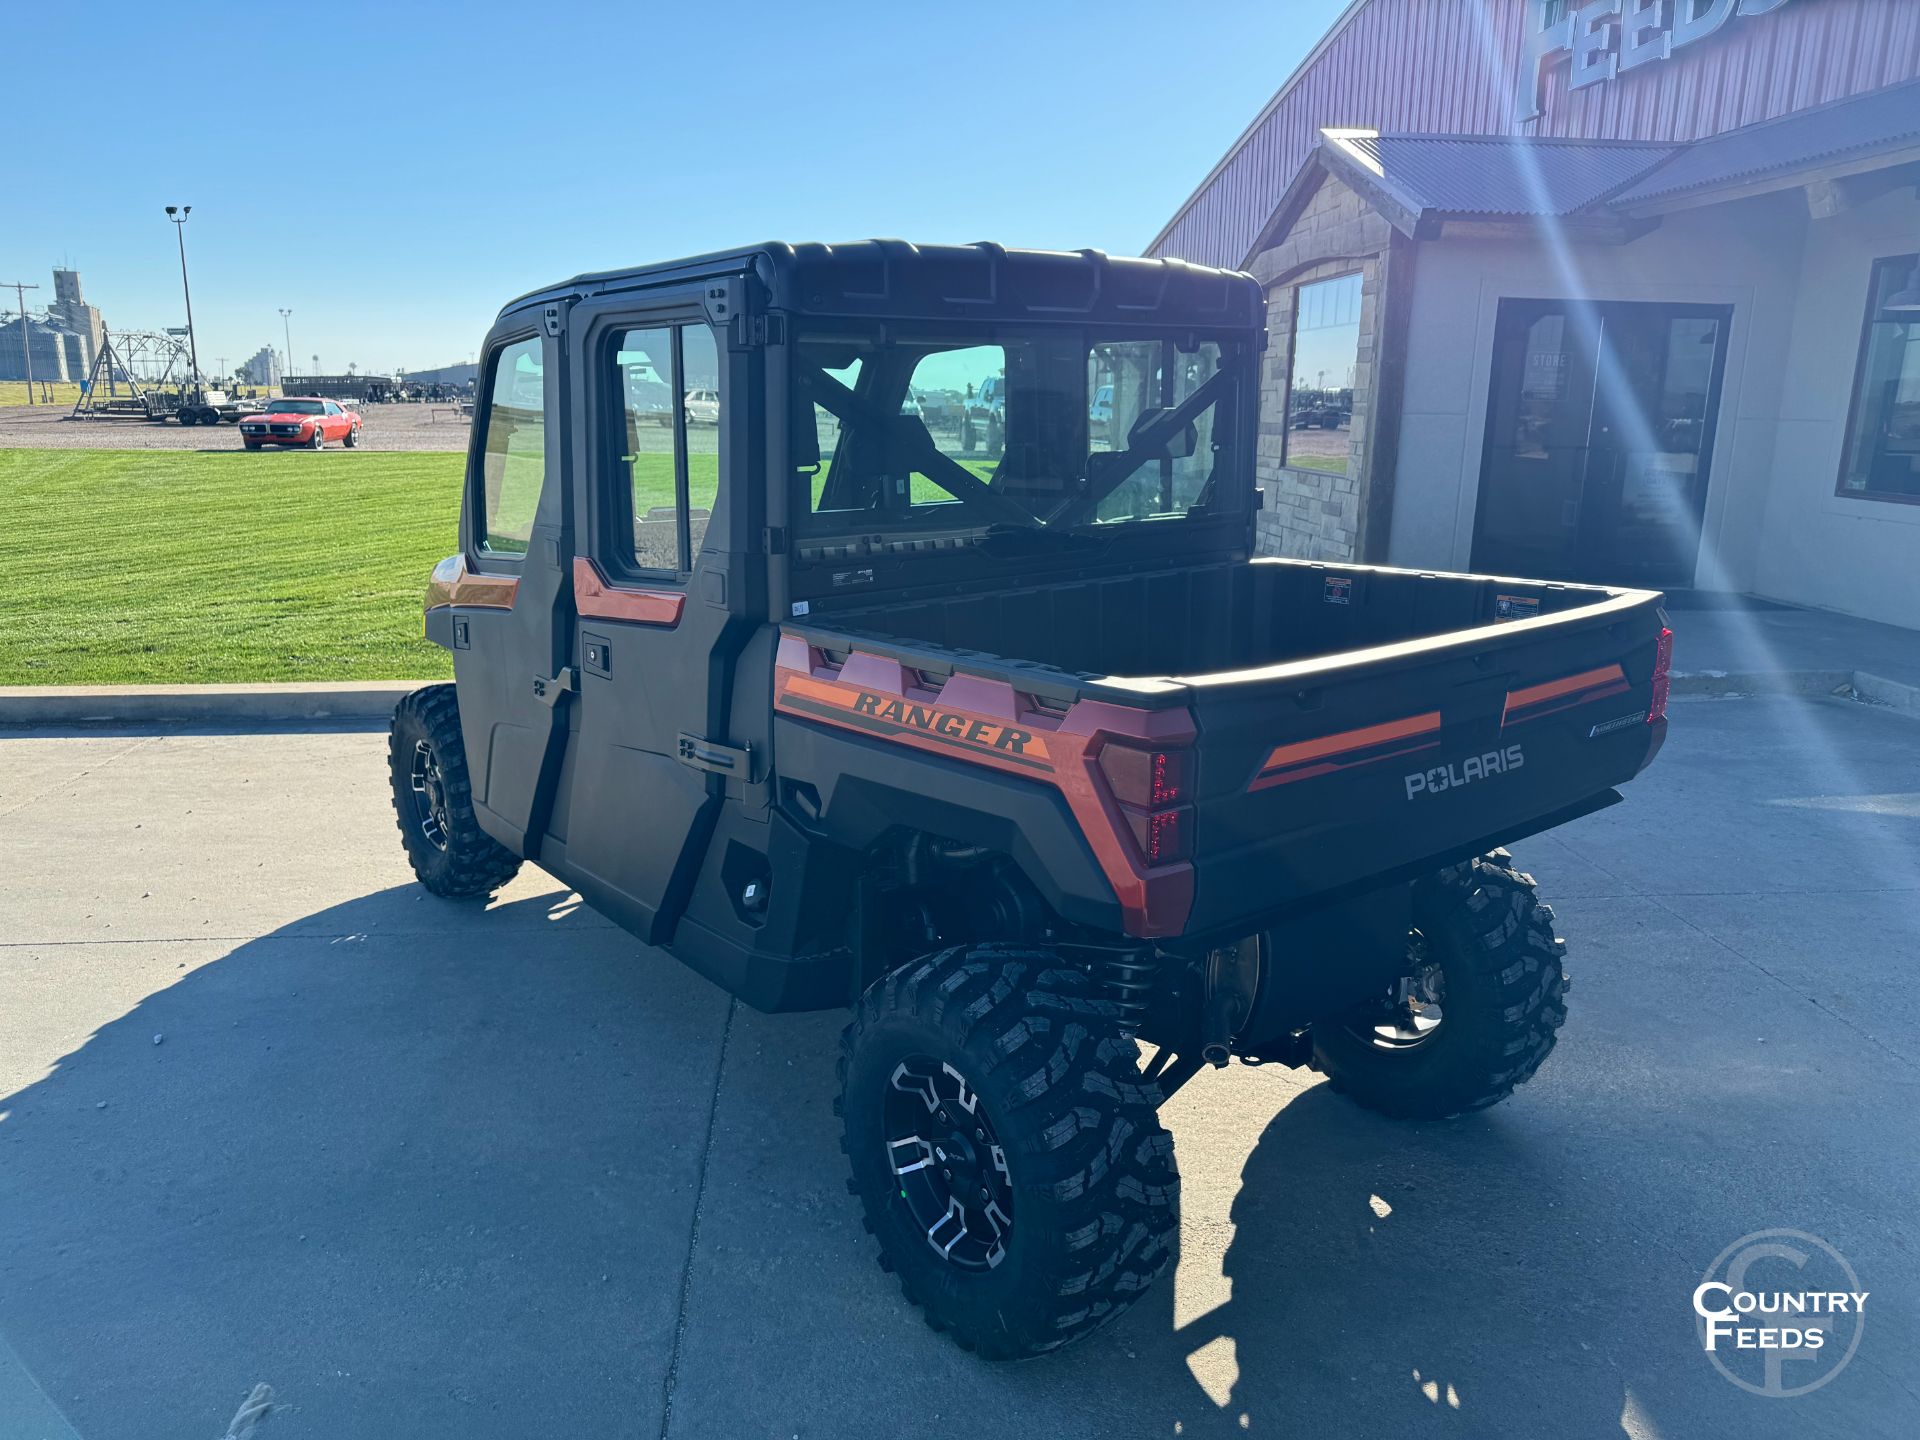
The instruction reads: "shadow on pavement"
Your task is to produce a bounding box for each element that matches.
[1140,1083,1644,1439]
[0,884,727,1440]
[1,879,1878,1440]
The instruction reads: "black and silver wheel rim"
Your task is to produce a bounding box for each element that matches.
[408,738,451,852]
[1347,934,1445,1051]
[883,1056,1013,1271]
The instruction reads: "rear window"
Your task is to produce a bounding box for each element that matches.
[793,328,1246,540]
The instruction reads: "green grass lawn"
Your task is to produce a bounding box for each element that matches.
[0,382,85,409]
[0,445,1024,686]
[1,448,463,684]
[1285,454,1349,475]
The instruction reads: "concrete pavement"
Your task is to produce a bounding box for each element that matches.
[1,697,1917,1439]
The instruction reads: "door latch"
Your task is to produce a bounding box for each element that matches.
[677,733,756,780]
[532,667,577,706]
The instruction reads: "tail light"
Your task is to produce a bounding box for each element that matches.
[1097,744,1193,866]
[1648,626,1673,723]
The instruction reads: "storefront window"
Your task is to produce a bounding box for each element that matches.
[1838,254,1920,504]
[1285,272,1360,475]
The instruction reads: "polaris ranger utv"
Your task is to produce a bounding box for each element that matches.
[389,241,1671,1358]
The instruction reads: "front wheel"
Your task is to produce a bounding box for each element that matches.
[307,425,325,449]
[839,945,1178,1358]
[1312,851,1568,1120]
[343,423,361,448]
[387,684,523,897]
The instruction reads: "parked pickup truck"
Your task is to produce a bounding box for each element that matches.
[390,240,1671,1359]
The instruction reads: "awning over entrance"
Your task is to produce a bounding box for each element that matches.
[1296,76,1920,240]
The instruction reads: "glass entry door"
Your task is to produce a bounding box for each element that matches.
[1472,299,1731,588]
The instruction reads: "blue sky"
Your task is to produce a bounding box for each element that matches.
[6,0,1348,375]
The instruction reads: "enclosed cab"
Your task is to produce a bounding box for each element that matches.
[389,241,1669,1359]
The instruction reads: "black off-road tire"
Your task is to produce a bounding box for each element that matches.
[387,684,522,897]
[838,944,1178,1359]
[1312,851,1568,1120]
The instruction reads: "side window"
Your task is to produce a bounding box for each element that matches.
[477,336,546,558]
[610,323,723,573]
[613,326,677,569]
[682,326,721,557]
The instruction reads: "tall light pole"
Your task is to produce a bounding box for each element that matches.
[4,280,39,404]
[278,308,293,386]
[164,206,203,390]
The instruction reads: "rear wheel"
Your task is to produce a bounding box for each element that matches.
[177,408,198,427]
[1312,851,1567,1120]
[839,944,1178,1358]
[387,684,522,897]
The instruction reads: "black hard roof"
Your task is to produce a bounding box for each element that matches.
[502,240,1264,329]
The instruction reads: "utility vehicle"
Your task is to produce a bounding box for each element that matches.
[388,240,1671,1359]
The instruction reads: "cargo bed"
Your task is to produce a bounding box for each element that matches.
[783,555,1670,941]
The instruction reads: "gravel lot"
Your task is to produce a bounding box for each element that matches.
[1,693,1916,1440]
[0,402,468,453]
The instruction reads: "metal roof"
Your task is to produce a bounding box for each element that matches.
[1326,132,1678,218]
[1148,0,1920,269]
[1609,77,1920,208]
[1307,74,1920,236]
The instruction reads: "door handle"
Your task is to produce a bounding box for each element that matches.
[532,667,577,707]
[677,733,756,781]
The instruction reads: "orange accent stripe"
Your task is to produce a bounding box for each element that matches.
[1258,711,1442,775]
[1503,663,1627,721]
[573,556,684,627]
[782,673,852,707]
[1248,736,1441,791]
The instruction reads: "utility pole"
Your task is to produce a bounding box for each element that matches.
[5,281,40,403]
[278,309,293,386]
[164,206,202,390]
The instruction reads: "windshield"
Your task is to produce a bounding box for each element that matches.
[791,327,1248,539]
[268,399,325,415]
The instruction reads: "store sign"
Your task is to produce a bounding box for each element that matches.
[1519,0,1798,121]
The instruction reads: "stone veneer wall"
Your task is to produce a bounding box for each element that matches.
[1249,172,1394,562]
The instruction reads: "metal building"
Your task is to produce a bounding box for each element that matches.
[1151,0,1920,629]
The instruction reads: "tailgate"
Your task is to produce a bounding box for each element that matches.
[1179,587,1668,937]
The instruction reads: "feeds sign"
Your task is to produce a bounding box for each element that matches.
[1519,0,1798,121]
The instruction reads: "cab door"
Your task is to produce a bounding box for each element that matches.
[552,292,752,945]
[450,318,575,857]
